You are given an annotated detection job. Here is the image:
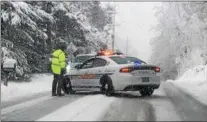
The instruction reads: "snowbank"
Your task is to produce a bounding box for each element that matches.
[1,74,53,102]
[169,65,207,106]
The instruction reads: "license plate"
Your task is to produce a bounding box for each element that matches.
[142,77,149,82]
[132,71,152,76]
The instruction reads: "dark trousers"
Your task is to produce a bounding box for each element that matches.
[52,74,64,95]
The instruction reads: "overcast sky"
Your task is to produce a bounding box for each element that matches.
[114,2,162,62]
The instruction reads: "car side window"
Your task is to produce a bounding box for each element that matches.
[81,59,94,69]
[92,58,107,68]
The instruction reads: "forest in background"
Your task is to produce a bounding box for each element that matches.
[1,2,207,81]
[151,2,207,80]
[1,1,114,78]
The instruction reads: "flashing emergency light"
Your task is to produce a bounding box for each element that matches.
[97,49,114,56]
[134,60,141,66]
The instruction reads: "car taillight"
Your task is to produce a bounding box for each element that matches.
[154,67,160,72]
[120,67,133,73]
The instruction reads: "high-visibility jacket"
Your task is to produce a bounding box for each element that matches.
[51,49,66,75]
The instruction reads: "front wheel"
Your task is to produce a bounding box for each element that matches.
[100,75,114,96]
[63,76,75,94]
[139,88,154,97]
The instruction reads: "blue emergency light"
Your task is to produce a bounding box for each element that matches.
[134,60,141,66]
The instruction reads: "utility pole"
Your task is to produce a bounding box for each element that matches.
[112,1,115,51]
[45,2,52,53]
[126,37,128,55]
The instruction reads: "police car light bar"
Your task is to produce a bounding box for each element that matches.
[96,49,124,56]
[97,49,113,56]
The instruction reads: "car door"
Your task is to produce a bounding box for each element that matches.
[70,59,94,87]
[84,58,108,87]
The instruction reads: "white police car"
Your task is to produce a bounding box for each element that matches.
[64,50,160,96]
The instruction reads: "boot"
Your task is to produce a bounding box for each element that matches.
[57,89,64,96]
[52,93,57,96]
[57,93,65,96]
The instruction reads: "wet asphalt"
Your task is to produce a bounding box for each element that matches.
[1,83,207,121]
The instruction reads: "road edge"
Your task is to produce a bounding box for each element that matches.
[163,82,207,121]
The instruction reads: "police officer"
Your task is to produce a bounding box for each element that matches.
[51,42,67,96]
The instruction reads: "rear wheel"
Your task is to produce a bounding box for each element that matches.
[139,87,154,97]
[100,75,114,96]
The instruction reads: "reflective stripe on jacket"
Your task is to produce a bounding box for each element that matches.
[51,49,66,75]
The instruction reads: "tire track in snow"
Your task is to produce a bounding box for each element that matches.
[1,91,50,109]
[71,96,116,121]
[163,82,207,121]
[100,86,180,121]
[145,87,181,121]
[36,94,115,121]
[100,93,151,121]
[1,95,54,120]
[2,95,85,121]
[136,101,156,121]
[1,96,53,116]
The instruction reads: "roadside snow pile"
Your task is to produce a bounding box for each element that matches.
[1,74,53,102]
[169,65,207,106]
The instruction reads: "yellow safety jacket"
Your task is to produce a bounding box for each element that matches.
[51,49,66,75]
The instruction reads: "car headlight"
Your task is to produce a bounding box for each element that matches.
[66,65,71,73]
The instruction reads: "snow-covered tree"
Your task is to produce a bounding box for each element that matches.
[151,2,207,80]
[1,2,54,77]
[1,1,114,79]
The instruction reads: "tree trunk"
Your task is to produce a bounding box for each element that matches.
[46,2,53,53]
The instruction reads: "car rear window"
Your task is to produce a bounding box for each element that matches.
[126,57,146,64]
[109,56,129,64]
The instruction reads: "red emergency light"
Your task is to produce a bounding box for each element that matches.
[97,49,114,56]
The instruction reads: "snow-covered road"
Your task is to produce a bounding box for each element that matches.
[2,83,207,121]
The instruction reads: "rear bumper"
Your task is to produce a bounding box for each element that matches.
[123,84,160,91]
[111,73,160,91]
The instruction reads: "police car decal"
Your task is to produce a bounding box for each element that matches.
[69,73,114,80]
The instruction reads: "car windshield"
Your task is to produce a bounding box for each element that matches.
[74,55,94,63]
[126,57,146,64]
[109,56,129,64]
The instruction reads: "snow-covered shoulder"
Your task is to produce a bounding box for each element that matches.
[1,74,53,102]
[168,65,207,106]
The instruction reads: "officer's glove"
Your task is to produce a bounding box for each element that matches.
[61,68,66,75]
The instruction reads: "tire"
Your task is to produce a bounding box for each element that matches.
[100,75,114,96]
[63,77,75,94]
[139,87,154,97]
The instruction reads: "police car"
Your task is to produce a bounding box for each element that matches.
[64,50,160,96]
